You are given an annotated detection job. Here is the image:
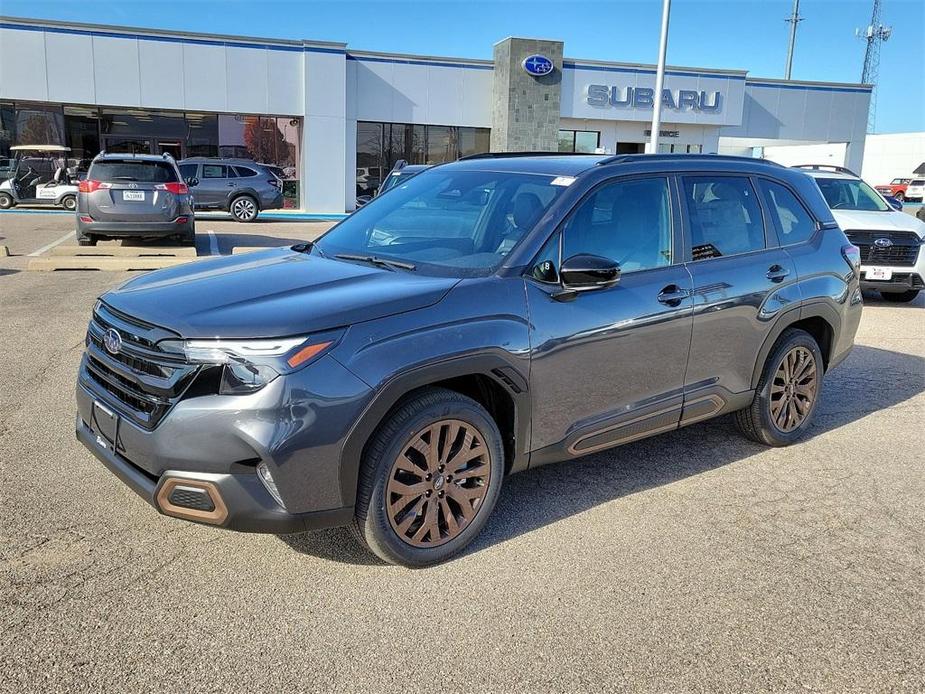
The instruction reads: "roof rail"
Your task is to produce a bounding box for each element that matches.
[457,151,602,161]
[791,164,859,177]
[596,153,785,167]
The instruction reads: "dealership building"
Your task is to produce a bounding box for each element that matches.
[0,16,873,213]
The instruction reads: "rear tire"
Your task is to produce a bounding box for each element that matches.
[353,387,504,567]
[229,195,258,222]
[881,290,920,303]
[735,328,824,447]
[77,235,97,247]
[61,195,76,211]
[0,193,14,209]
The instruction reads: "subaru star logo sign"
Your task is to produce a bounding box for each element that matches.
[522,54,554,77]
[103,328,123,355]
[874,237,893,248]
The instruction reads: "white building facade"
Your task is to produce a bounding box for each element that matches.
[0,17,873,213]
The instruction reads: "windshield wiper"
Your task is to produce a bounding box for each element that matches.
[334,253,416,271]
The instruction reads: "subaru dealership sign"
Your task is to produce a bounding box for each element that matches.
[522,55,554,77]
[587,85,722,112]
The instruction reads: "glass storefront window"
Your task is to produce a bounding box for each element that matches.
[357,121,490,195]
[558,129,600,153]
[14,103,65,147]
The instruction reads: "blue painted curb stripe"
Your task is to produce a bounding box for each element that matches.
[0,209,349,219]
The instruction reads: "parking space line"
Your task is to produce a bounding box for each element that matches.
[27,230,76,257]
[207,230,219,256]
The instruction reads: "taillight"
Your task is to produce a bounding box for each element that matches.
[157,182,189,195]
[175,216,189,224]
[78,180,111,193]
[269,178,282,190]
[841,244,861,276]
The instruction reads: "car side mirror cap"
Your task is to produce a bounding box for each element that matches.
[186,177,199,187]
[884,195,902,211]
[560,254,620,288]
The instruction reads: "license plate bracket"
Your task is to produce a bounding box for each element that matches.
[91,401,120,453]
[865,266,892,281]
[122,190,145,201]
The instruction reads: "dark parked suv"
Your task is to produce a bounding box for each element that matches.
[178,158,284,222]
[77,153,195,246]
[75,153,863,566]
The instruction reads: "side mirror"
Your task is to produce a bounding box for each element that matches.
[186,177,199,187]
[884,195,903,211]
[554,254,620,301]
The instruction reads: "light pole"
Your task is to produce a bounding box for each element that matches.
[646,0,672,154]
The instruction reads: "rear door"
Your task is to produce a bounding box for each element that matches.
[86,159,181,222]
[679,174,798,417]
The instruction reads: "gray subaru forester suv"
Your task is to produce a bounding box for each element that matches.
[77,153,195,246]
[178,158,284,222]
[75,153,863,566]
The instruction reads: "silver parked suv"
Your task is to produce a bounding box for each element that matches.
[178,158,284,222]
[77,153,195,246]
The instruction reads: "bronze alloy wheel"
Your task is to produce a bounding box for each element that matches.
[386,419,491,548]
[770,346,818,432]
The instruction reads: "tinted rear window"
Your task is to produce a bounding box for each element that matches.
[233,166,258,178]
[89,160,178,183]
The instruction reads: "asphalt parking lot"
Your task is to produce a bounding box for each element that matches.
[0,211,922,692]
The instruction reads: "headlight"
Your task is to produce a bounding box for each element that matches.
[159,333,340,395]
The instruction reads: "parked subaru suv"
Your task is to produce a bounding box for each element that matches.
[77,153,195,246]
[75,153,862,566]
[178,158,284,222]
[797,165,925,303]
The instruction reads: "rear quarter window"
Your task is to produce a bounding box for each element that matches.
[89,161,178,183]
[233,166,258,178]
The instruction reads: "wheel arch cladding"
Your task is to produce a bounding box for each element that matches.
[750,306,837,389]
[339,355,530,509]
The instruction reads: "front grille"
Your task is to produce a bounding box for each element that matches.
[80,303,199,429]
[845,230,922,267]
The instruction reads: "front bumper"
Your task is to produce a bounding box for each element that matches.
[76,416,352,532]
[75,350,373,533]
[860,271,924,293]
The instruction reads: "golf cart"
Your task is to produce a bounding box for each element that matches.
[0,145,79,211]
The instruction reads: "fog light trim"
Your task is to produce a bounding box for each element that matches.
[156,477,229,525]
[257,462,285,509]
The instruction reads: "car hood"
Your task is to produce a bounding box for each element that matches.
[832,209,925,237]
[102,248,459,339]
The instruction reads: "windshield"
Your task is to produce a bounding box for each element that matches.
[316,168,567,276]
[816,177,889,212]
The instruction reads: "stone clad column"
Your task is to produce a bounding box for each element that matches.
[490,38,564,152]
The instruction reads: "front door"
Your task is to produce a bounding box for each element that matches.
[195,163,233,207]
[679,174,799,417]
[526,175,694,460]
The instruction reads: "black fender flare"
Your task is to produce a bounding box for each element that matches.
[338,352,531,508]
[749,300,841,389]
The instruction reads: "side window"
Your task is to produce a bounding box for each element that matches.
[178,164,198,180]
[202,164,226,179]
[234,166,258,178]
[561,177,672,273]
[683,176,765,260]
[758,180,817,245]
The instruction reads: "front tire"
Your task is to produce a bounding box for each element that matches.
[881,290,920,303]
[353,387,504,567]
[229,195,258,222]
[735,328,824,447]
[0,192,14,209]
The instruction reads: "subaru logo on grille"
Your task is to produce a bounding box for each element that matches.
[874,237,893,248]
[522,54,554,77]
[103,328,122,354]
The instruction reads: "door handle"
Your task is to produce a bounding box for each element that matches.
[227,183,236,187]
[657,285,690,306]
[766,265,790,282]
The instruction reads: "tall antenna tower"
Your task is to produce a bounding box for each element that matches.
[857,0,892,133]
